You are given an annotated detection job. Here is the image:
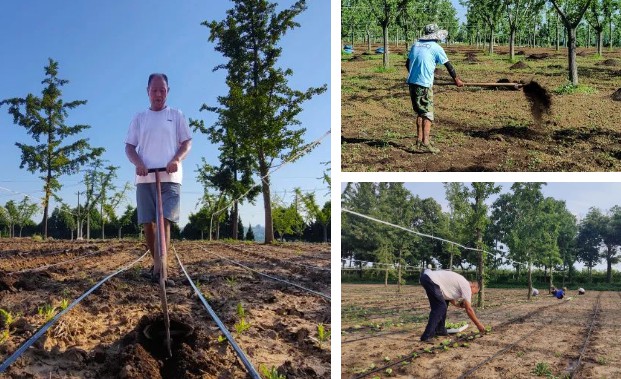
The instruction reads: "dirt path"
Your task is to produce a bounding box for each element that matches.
[0,239,331,378]
[341,284,616,378]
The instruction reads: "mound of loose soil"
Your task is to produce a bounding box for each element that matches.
[464,52,478,63]
[526,53,549,60]
[516,50,525,55]
[522,81,552,124]
[577,50,589,56]
[612,88,621,101]
[596,59,620,66]
[510,61,529,70]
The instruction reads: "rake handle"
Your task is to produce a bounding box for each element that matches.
[436,82,523,88]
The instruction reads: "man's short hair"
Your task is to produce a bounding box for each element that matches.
[148,73,169,88]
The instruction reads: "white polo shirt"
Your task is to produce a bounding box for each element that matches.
[125,106,192,184]
[425,269,472,303]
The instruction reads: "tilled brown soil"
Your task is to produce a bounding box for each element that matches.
[341,284,620,378]
[0,238,331,378]
[342,44,621,171]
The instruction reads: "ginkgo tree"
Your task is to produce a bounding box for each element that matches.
[0,59,104,238]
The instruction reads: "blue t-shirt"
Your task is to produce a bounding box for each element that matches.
[406,40,449,87]
[554,289,564,299]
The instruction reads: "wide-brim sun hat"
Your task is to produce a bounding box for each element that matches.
[419,23,448,41]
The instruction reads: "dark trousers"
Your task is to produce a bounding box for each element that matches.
[420,271,448,340]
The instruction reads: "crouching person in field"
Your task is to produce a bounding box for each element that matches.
[419,268,485,343]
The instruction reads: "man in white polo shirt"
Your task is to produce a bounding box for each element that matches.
[125,73,192,286]
[419,268,485,342]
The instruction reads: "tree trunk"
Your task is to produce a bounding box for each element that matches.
[476,231,484,308]
[609,19,613,50]
[384,267,388,287]
[509,28,516,61]
[232,201,239,240]
[597,29,603,56]
[258,151,273,244]
[488,25,495,55]
[567,26,579,85]
[549,266,554,290]
[322,223,328,243]
[556,14,560,51]
[118,227,122,239]
[606,246,612,283]
[366,27,371,52]
[101,201,105,240]
[382,21,389,68]
[397,250,402,293]
[87,213,91,240]
[527,261,532,300]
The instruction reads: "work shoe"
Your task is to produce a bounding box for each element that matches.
[420,338,435,344]
[151,273,175,287]
[420,143,440,154]
[435,331,449,336]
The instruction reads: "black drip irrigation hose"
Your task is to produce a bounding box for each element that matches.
[569,293,602,379]
[456,299,572,378]
[353,330,486,379]
[0,252,148,373]
[173,249,261,379]
[203,248,331,301]
[215,242,330,272]
[7,249,106,276]
[353,299,570,379]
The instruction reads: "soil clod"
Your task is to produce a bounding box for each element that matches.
[612,88,621,101]
[522,81,552,125]
[510,61,529,70]
[597,59,620,67]
[526,53,549,60]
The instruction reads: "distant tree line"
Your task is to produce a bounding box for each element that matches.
[342,183,621,300]
[1,1,329,244]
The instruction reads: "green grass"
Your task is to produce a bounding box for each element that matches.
[553,82,598,95]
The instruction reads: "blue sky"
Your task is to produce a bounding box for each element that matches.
[0,1,331,228]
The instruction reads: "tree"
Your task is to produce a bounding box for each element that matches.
[444,182,471,268]
[505,0,546,60]
[491,183,547,301]
[601,205,621,282]
[586,0,608,55]
[206,0,327,243]
[468,182,501,307]
[191,158,259,240]
[272,201,304,242]
[576,207,604,281]
[3,201,18,238]
[366,0,401,67]
[0,59,104,238]
[299,189,330,243]
[464,0,504,54]
[245,223,256,241]
[549,0,593,85]
[15,197,39,237]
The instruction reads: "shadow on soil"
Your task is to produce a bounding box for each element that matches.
[341,136,418,154]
